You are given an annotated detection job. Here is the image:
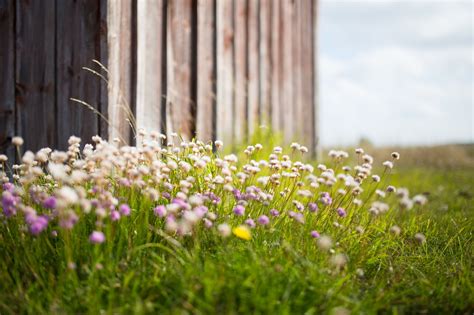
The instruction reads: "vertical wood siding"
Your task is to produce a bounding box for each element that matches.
[0,0,107,161]
[0,0,318,156]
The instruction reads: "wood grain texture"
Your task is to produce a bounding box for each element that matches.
[196,0,215,142]
[233,0,247,142]
[166,0,193,140]
[0,0,15,160]
[136,0,164,137]
[258,0,271,126]
[300,0,314,151]
[270,0,281,132]
[216,0,234,146]
[99,0,108,140]
[56,0,102,149]
[107,0,134,143]
[247,0,259,137]
[312,0,319,156]
[280,0,294,143]
[292,0,303,142]
[15,0,56,152]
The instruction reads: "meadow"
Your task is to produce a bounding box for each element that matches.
[0,132,472,314]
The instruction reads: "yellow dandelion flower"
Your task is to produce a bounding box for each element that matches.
[232,225,251,240]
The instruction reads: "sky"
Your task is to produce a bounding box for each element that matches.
[318,0,473,146]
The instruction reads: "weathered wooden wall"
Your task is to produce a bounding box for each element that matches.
[127,0,318,152]
[1,0,318,157]
[0,0,108,160]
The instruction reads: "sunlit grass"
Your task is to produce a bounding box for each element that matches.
[0,131,472,314]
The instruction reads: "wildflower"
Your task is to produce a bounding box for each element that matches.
[391,152,400,160]
[400,198,414,210]
[57,186,79,206]
[232,225,251,240]
[217,223,231,237]
[12,136,24,147]
[59,211,79,229]
[308,202,318,212]
[413,194,428,206]
[257,215,270,226]
[310,230,320,238]
[89,231,105,244]
[317,235,333,251]
[110,210,121,221]
[389,225,401,236]
[193,205,208,218]
[214,140,223,149]
[29,215,49,236]
[165,216,178,232]
[386,185,396,193]
[356,268,365,278]
[355,148,364,154]
[330,253,348,270]
[119,204,131,216]
[245,218,256,228]
[414,233,426,244]
[269,209,280,217]
[43,196,57,209]
[233,205,245,216]
[2,191,18,217]
[188,195,203,206]
[336,207,347,217]
[320,192,332,206]
[290,142,300,150]
[372,175,380,182]
[154,205,167,217]
[383,161,394,169]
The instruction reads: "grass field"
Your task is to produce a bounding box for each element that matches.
[0,137,472,314]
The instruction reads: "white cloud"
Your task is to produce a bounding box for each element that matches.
[319,0,473,146]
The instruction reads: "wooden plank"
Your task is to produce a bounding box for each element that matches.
[233,0,247,143]
[136,0,164,137]
[270,0,281,132]
[215,0,234,146]
[247,0,259,137]
[99,0,108,140]
[107,0,134,144]
[166,0,193,140]
[15,0,56,152]
[292,0,303,142]
[56,0,102,149]
[196,0,215,142]
[259,0,271,126]
[281,0,294,143]
[0,0,15,160]
[300,0,314,151]
[313,0,319,157]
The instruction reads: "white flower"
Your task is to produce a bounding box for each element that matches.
[414,233,426,244]
[57,186,79,205]
[390,225,401,236]
[217,223,231,237]
[413,194,428,206]
[317,235,333,251]
[12,136,24,146]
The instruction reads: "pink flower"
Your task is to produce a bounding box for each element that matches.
[257,215,270,225]
[89,231,105,244]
